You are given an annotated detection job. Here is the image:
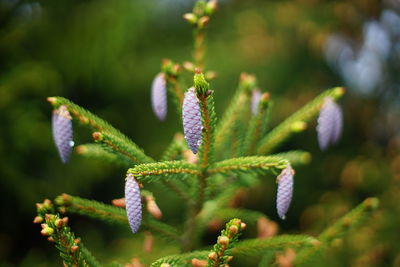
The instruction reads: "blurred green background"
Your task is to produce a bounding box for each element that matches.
[1,0,400,266]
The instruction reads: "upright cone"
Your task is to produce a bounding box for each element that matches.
[182,87,203,154]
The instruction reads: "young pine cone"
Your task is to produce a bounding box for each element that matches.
[52,105,74,163]
[182,87,203,154]
[276,165,294,220]
[125,174,142,233]
[316,97,343,150]
[151,73,167,121]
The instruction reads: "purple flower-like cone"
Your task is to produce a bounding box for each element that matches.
[276,165,294,220]
[151,73,167,121]
[52,105,73,164]
[316,97,343,150]
[251,89,262,115]
[125,174,142,233]
[182,87,203,154]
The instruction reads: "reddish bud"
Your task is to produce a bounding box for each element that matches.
[191,258,207,267]
[198,16,209,28]
[33,216,43,224]
[218,236,230,247]
[208,252,218,261]
[183,13,198,24]
[112,197,126,208]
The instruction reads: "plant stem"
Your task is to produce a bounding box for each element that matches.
[193,29,205,69]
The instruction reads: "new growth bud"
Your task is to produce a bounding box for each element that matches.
[198,16,210,28]
[183,13,198,24]
[33,216,43,224]
[291,121,307,132]
[191,258,207,267]
[146,196,162,219]
[194,69,210,95]
[41,226,54,236]
[182,87,203,154]
[151,73,167,121]
[218,235,229,247]
[125,174,142,234]
[205,0,218,15]
[276,165,295,220]
[52,105,74,163]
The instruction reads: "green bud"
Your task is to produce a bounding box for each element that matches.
[194,68,210,95]
[193,0,207,16]
[41,226,54,236]
[332,87,345,99]
[205,0,217,15]
[239,72,257,91]
[183,13,198,24]
[197,16,209,29]
[291,121,307,132]
[217,235,229,246]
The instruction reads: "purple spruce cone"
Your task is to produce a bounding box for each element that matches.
[125,174,142,233]
[182,87,203,154]
[316,97,343,150]
[52,105,74,163]
[251,89,262,115]
[151,73,167,121]
[276,165,294,220]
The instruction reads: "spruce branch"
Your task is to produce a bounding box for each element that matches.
[34,200,101,267]
[206,218,246,267]
[319,197,379,243]
[92,132,153,164]
[47,97,154,164]
[208,156,288,176]
[184,0,217,69]
[256,87,345,154]
[211,208,268,225]
[160,135,194,202]
[127,161,200,183]
[214,73,257,158]
[54,194,181,242]
[150,250,210,267]
[75,144,133,167]
[49,219,101,267]
[241,92,271,155]
[161,133,187,161]
[197,87,216,169]
[270,150,311,166]
[232,235,318,258]
[294,197,379,266]
[55,194,128,224]
[48,97,131,143]
[162,59,185,115]
[193,70,217,213]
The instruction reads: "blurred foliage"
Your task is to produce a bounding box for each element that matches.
[1,0,399,266]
